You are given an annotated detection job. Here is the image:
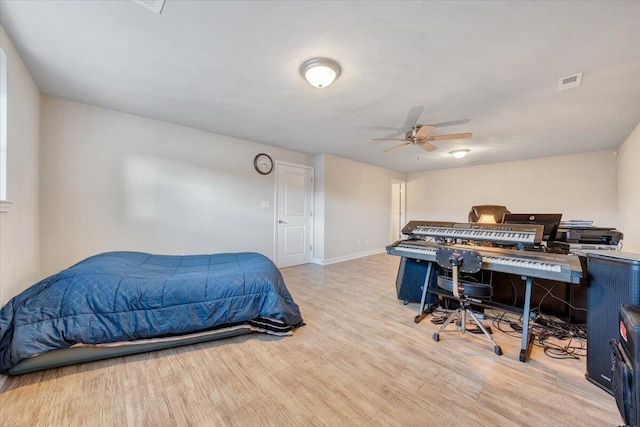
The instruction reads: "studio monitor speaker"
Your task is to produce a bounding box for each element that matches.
[586,251,640,393]
[611,304,640,426]
[395,257,438,304]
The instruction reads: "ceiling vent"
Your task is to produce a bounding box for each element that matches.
[132,0,165,14]
[557,72,583,92]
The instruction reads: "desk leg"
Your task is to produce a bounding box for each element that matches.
[414,262,435,323]
[519,276,533,362]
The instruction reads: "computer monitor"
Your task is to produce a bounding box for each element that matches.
[502,213,563,241]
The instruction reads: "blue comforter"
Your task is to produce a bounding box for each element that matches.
[0,251,303,373]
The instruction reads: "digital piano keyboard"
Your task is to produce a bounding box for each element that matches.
[387,240,583,284]
[402,220,544,246]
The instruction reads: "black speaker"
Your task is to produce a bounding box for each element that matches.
[586,251,640,393]
[611,304,640,427]
[395,257,438,304]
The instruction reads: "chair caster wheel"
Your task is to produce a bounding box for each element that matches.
[494,345,503,355]
[433,333,440,342]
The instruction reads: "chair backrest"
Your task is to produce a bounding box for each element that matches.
[468,205,510,223]
[435,247,483,274]
[435,247,489,298]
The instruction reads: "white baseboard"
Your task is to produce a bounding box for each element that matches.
[313,248,387,266]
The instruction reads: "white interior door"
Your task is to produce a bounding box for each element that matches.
[275,163,314,268]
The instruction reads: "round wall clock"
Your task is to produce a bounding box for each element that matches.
[253,153,273,175]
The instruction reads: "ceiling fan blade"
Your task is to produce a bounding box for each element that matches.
[371,106,426,138]
[384,142,411,152]
[355,125,400,131]
[430,118,470,128]
[418,141,438,152]
[416,125,435,139]
[430,132,473,141]
[403,106,425,129]
[372,138,409,141]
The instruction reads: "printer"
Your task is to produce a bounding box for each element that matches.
[555,227,623,246]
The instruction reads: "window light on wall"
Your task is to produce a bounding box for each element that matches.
[0,46,10,212]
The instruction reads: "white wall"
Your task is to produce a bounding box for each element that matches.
[317,154,406,264]
[407,150,618,227]
[39,97,313,277]
[617,122,640,253]
[312,154,326,262]
[0,25,40,305]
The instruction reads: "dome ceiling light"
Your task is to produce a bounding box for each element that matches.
[449,149,470,159]
[300,58,341,88]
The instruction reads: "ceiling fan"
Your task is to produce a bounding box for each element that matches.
[373,125,472,153]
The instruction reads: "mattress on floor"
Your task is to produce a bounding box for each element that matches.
[0,251,304,374]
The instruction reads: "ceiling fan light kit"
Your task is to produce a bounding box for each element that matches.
[449,149,470,159]
[300,58,341,88]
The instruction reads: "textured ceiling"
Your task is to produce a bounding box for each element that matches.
[1,0,639,173]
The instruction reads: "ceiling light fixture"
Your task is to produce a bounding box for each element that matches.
[300,58,341,88]
[449,149,470,159]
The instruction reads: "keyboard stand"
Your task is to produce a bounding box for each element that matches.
[414,262,436,323]
[519,275,534,362]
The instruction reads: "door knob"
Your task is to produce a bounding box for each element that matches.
[278,220,288,224]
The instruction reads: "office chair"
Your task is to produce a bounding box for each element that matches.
[468,205,510,223]
[432,247,502,355]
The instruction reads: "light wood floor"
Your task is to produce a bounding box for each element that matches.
[0,253,621,426]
